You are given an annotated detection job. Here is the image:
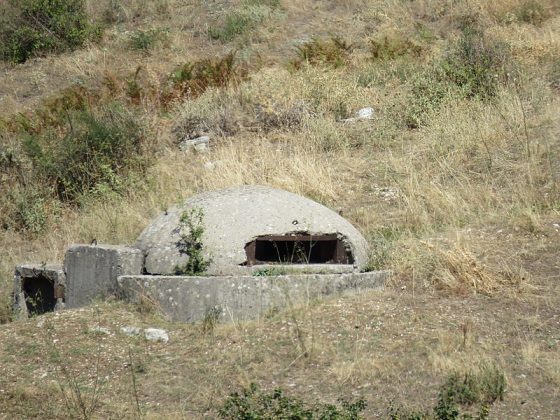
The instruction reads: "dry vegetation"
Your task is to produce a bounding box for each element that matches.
[1,0,559,418]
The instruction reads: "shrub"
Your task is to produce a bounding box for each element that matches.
[22,104,148,203]
[291,37,352,69]
[219,383,367,419]
[9,187,49,235]
[162,53,242,106]
[174,208,212,275]
[405,28,511,128]
[128,28,169,52]
[208,0,279,42]
[370,34,422,60]
[0,0,101,64]
[439,27,510,100]
[389,365,506,420]
[549,58,560,91]
[516,0,550,26]
[405,68,453,129]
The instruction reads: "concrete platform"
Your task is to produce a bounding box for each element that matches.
[117,271,390,323]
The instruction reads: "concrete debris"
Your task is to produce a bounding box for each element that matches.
[120,326,142,336]
[179,136,210,152]
[341,107,375,123]
[89,326,111,335]
[144,328,169,343]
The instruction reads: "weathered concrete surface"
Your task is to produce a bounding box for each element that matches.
[13,264,65,319]
[118,271,389,323]
[64,245,143,308]
[136,185,370,275]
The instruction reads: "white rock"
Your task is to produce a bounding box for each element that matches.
[144,328,169,343]
[341,107,375,123]
[356,107,374,120]
[89,326,111,335]
[179,136,210,152]
[120,326,142,336]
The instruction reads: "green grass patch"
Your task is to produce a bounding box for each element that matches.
[0,0,101,64]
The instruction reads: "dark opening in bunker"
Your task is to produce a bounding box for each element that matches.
[244,233,354,265]
[22,275,56,315]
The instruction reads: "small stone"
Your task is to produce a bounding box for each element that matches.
[179,136,210,152]
[144,328,169,343]
[356,107,374,120]
[120,326,142,336]
[89,326,111,335]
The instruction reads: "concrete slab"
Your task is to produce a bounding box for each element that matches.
[64,245,144,308]
[117,271,390,323]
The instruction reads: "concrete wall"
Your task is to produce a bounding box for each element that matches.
[117,271,390,323]
[64,245,144,308]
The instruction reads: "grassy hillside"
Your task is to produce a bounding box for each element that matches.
[0,0,559,418]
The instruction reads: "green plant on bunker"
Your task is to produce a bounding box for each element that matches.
[174,207,213,275]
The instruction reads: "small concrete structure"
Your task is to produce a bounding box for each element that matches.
[13,264,65,318]
[118,271,389,322]
[13,185,387,322]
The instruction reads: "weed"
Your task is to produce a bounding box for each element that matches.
[0,0,101,64]
[219,383,367,419]
[8,187,49,235]
[128,28,169,52]
[516,0,550,25]
[405,68,453,129]
[389,365,505,419]
[365,226,404,271]
[22,104,148,203]
[174,207,212,275]
[253,267,288,277]
[162,53,242,106]
[291,37,352,69]
[208,0,279,42]
[440,27,510,100]
[405,28,511,128]
[549,58,560,91]
[201,306,222,334]
[44,313,106,419]
[370,34,422,60]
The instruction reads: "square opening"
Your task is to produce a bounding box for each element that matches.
[244,233,353,265]
[22,275,57,315]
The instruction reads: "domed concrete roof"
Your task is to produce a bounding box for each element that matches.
[136,185,369,275]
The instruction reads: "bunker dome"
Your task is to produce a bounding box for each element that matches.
[136,185,369,275]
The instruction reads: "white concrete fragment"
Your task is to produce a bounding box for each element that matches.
[89,326,111,335]
[179,136,210,152]
[120,326,142,336]
[144,328,169,343]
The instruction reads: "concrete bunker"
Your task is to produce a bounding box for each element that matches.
[14,185,389,322]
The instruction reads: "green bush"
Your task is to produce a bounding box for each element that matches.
[0,0,101,64]
[291,37,352,69]
[370,35,422,60]
[162,53,242,106]
[128,28,169,52]
[174,208,213,275]
[405,28,511,128]
[440,28,510,100]
[549,58,560,91]
[208,0,280,42]
[516,0,550,26]
[389,365,506,420]
[22,104,148,203]
[219,383,367,419]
